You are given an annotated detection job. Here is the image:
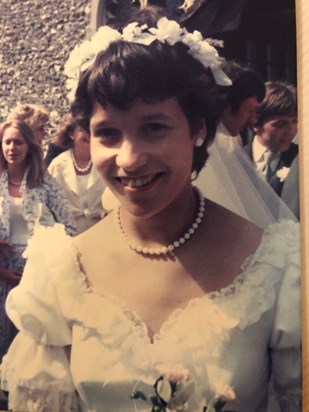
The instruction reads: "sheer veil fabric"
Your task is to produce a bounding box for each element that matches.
[195,133,297,229]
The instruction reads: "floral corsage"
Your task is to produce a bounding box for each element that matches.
[131,362,236,412]
[276,166,290,182]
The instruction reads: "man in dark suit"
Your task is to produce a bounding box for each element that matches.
[281,155,300,219]
[244,81,298,201]
[218,61,265,146]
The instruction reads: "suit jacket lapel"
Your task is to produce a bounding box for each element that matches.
[269,143,298,196]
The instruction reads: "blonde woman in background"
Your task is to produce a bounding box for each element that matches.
[0,120,77,362]
[7,103,49,145]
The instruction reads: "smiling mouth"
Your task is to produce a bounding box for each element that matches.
[118,173,161,188]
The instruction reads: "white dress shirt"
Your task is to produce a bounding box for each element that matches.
[252,137,280,180]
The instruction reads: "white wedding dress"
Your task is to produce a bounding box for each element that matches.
[1,220,301,412]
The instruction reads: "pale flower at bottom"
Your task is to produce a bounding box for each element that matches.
[131,362,237,412]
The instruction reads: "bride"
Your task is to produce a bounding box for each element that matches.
[1,7,301,412]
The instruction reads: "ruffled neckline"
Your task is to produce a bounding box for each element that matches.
[61,219,299,346]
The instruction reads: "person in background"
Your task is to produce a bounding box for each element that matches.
[1,7,301,412]
[280,155,300,220]
[217,60,265,146]
[0,120,77,362]
[195,63,296,226]
[0,241,15,259]
[44,140,66,167]
[48,114,107,234]
[243,81,298,200]
[7,103,49,146]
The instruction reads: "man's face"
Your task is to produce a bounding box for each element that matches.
[222,97,259,136]
[255,115,298,152]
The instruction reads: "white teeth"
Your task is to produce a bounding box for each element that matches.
[120,174,157,188]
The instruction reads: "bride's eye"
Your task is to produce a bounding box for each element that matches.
[142,122,171,137]
[92,127,121,144]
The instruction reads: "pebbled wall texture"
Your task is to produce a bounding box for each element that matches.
[0,0,91,134]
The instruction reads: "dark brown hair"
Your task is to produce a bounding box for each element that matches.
[52,113,83,149]
[71,7,227,177]
[255,81,297,126]
[219,60,266,115]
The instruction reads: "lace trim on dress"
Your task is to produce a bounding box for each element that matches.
[7,386,79,412]
[60,219,298,321]
[14,220,299,373]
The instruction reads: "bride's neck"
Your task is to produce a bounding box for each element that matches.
[120,187,198,246]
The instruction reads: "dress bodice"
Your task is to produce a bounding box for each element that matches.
[1,221,301,412]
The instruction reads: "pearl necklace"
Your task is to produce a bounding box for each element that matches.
[8,180,22,187]
[71,151,92,173]
[116,187,205,256]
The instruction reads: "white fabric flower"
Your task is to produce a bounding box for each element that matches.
[64,16,232,101]
[149,17,183,45]
[90,25,121,54]
[64,40,92,78]
[122,22,155,45]
[206,38,224,48]
[193,39,220,68]
[182,29,203,48]
[122,22,140,41]
[277,166,290,182]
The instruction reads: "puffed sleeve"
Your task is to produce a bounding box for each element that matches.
[42,173,77,237]
[0,224,80,411]
[269,223,302,411]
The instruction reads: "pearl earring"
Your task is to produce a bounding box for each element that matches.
[195,137,204,147]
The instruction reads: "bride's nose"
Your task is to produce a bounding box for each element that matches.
[116,138,148,171]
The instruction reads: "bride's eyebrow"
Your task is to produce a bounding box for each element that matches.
[90,120,113,130]
[90,113,172,131]
[141,113,172,122]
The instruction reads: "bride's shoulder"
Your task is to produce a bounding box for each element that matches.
[203,200,299,260]
[203,199,263,247]
[74,210,118,254]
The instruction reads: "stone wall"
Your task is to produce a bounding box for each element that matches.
[0,0,91,133]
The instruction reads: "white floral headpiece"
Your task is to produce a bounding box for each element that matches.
[64,17,232,101]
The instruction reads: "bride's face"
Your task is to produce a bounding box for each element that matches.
[89,97,198,218]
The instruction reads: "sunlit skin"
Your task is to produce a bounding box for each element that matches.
[77,99,263,343]
[70,126,91,148]
[90,98,206,221]
[70,126,91,168]
[2,126,29,169]
[255,115,298,152]
[221,96,259,136]
[33,125,46,145]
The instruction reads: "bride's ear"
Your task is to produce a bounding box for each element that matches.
[194,120,207,147]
